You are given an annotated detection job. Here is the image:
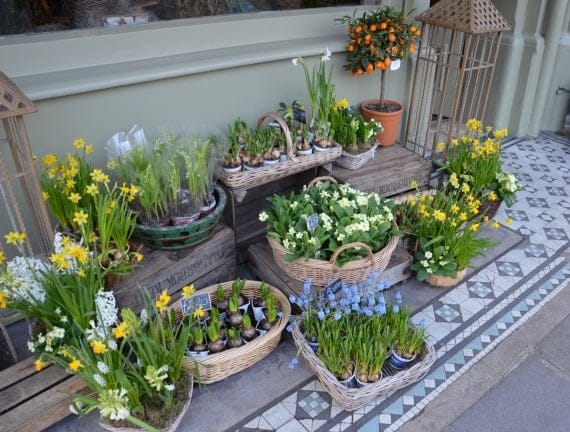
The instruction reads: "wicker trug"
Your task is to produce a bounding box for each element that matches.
[334,143,378,170]
[292,322,436,412]
[175,280,291,384]
[216,113,341,190]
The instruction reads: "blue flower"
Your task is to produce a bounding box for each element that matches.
[334,311,342,321]
[317,310,325,320]
[286,324,293,332]
[367,295,376,307]
[392,304,400,313]
[374,304,386,315]
[395,291,403,304]
[303,279,312,295]
[288,357,299,369]
[289,294,297,304]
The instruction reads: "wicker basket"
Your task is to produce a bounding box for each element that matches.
[267,237,399,287]
[292,322,436,412]
[133,185,226,250]
[175,280,291,384]
[100,375,193,432]
[478,199,502,220]
[334,143,378,170]
[216,113,341,190]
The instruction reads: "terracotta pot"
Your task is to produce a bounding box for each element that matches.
[360,99,404,147]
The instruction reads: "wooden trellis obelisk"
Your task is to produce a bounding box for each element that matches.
[403,0,511,159]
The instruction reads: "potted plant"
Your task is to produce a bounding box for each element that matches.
[338,6,421,146]
[189,325,208,355]
[389,307,426,369]
[223,119,245,173]
[226,327,244,349]
[440,119,521,218]
[214,284,228,312]
[296,123,313,155]
[257,294,279,331]
[227,295,243,328]
[207,309,225,354]
[242,127,266,169]
[401,187,497,286]
[318,327,355,387]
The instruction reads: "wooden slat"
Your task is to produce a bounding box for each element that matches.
[0,375,87,432]
[0,362,68,414]
[320,145,433,198]
[0,357,37,390]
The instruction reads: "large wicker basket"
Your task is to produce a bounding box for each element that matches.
[176,280,291,384]
[267,235,399,287]
[216,113,341,190]
[334,143,378,170]
[292,322,436,412]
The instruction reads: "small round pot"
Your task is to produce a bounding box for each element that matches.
[296,147,313,156]
[263,158,280,167]
[313,142,332,153]
[337,367,356,388]
[222,164,243,173]
[243,162,263,171]
[389,349,416,369]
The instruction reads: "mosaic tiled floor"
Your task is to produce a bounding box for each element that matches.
[231,132,570,432]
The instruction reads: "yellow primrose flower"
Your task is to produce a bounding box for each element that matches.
[505,218,513,226]
[42,191,49,201]
[182,284,195,299]
[5,231,27,245]
[491,220,500,229]
[69,358,83,372]
[73,210,88,226]
[193,305,206,320]
[90,339,108,355]
[84,144,94,154]
[106,160,117,170]
[42,153,58,166]
[35,359,46,372]
[73,138,86,149]
[68,192,81,204]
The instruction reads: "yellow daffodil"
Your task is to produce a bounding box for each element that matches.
[459,212,468,221]
[42,191,49,201]
[0,251,5,265]
[86,183,99,196]
[42,153,58,166]
[5,231,26,245]
[193,305,206,320]
[73,210,88,226]
[505,218,513,226]
[470,223,480,232]
[435,141,445,152]
[91,168,110,184]
[0,291,8,309]
[410,179,418,189]
[491,220,500,229]
[488,191,498,201]
[73,138,86,149]
[106,160,117,170]
[113,321,132,340]
[85,144,94,154]
[461,183,470,193]
[34,359,46,372]
[433,209,446,222]
[69,358,83,372]
[155,290,171,312]
[76,268,86,278]
[50,253,71,271]
[182,284,195,299]
[68,192,81,204]
[90,339,108,355]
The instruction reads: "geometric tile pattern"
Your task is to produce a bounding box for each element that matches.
[233,133,570,432]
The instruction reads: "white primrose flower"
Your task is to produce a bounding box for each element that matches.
[258,211,268,222]
[27,341,36,353]
[165,384,175,392]
[424,251,433,259]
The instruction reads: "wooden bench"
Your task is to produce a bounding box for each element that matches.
[0,357,87,432]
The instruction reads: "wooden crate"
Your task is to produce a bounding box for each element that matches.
[114,223,237,311]
[319,145,433,197]
[0,357,88,432]
[247,239,412,297]
[221,168,318,264]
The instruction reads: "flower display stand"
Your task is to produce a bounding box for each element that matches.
[247,239,412,297]
[319,144,433,197]
[113,224,237,311]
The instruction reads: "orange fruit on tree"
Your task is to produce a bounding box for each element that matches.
[410,25,417,33]
[364,34,372,44]
[408,43,416,54]
[375,61,383,69]
[388,33,396,42]
[365,63,374,73]
[415,29,422,36]
[384,57,391,68]
[356,68,364,75]
[369,24,377,32]
[355,25,363,34]
[380,22,388,30]
[348,44,355,52]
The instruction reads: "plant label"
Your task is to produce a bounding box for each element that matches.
[306,213,319,232]
[293,107,307,124]
[390,59,401,71]
[180,293,212,316]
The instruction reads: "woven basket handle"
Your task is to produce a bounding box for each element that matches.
[257,112,295,162]
[307,176,338,188]
[330,242,374,267]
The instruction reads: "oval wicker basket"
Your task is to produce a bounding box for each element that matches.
[334,143,378,170]
[175,280,291,384]
[216,112,342,190]
[133,185,227,251]
[292,322,436,412]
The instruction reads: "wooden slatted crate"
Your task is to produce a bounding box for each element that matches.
[319,145,433,197]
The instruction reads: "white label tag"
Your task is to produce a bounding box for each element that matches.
[390,59,401,71]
